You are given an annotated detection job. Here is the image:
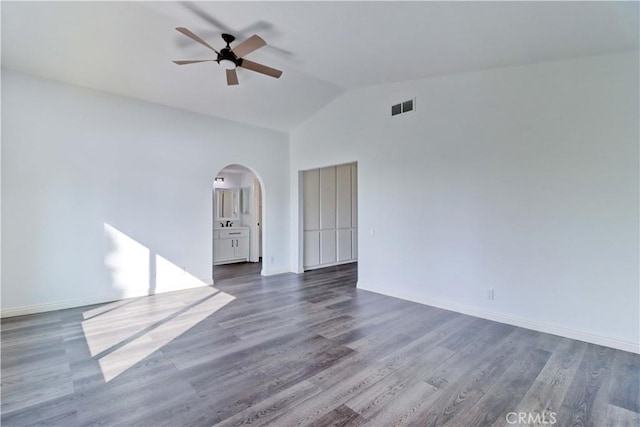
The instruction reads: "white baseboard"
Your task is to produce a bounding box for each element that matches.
[261,267,292,276]
[1,281,214,319]
[1,295,123,318]
[303,259,357,271]
[358,283,639,354]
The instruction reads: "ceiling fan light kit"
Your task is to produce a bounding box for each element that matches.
[219,59,236,70]
[173,28,282,86]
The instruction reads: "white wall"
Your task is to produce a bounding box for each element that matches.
[290,52,639,352]
[1,70,290,315]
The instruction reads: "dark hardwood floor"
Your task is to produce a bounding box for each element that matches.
[1,263,638,426]
[214,261,263,282]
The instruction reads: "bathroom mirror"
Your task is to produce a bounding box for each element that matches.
[241,187,251,214]
[215,188,239,220]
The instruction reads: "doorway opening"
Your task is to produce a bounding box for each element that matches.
[212,164,264,282]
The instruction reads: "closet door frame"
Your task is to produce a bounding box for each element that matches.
[300,161,358,272]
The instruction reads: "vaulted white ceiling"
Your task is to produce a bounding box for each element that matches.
[2,1,638,132]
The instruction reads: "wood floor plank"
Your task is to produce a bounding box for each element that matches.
[608,349,640,413]
[602,403,640,427]
[215,380,319,427]
[2,262,637,426]
[448,348,551,426]
[404,328,536,426]
[344,345,455,421]
[423,323,521,391]
[493,338,587,427]
[0,393,80,427]
[307,404,362,427]
[363,380,442,427]
[268,314,472,426]
[171,326,307,373]
[199,345,355,424]
[556,343,617,427]
[189,334,340,394]
[0,374,75,415]
[0,311,61,332]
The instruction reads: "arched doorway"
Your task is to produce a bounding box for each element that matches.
[212,164,264,282]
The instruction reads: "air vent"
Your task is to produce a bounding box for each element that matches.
[391,98,415,117]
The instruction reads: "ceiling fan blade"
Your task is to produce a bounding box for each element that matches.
[231,35,266,58]
[240,59,282,79]
[173,60,215,65]
[175,27,219,54]
[182,2,233,33]
[226,69,239,86]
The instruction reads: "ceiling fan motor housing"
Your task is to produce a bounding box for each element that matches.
[218,34,239,68]
[217,47,240,68]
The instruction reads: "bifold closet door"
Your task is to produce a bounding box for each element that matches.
[319,167,337,264]
[351,163,358,259]
[336,164,352,262]
[303,162,357,270]
[320,230,336,264]
[304,231,320,267]
[303,169,320,268]
[352,229,358,259]
[351,163,357,228]
[336,164,351,229]
[319,167,336,230]
[337,229,352,262]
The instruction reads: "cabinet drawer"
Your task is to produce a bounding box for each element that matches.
[219,229,249,238]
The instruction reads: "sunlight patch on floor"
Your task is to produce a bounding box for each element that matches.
[95,290,234,382]
[80,286,215,358]
[80,224,236,382]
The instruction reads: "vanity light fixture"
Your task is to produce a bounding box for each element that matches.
[215,177,225,183]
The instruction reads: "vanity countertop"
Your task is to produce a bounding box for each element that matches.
[214,226,249,230]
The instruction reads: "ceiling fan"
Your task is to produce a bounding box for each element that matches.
[173,27,283,86]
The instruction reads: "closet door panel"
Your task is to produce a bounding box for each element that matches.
[351,164,358,228]
[304,231,320,268]
[352,229,358,259]
[337,229,352,262]
[319,167,336,230]
[336,164,352,229]
[303,169,320,231]
[320,230,337,265]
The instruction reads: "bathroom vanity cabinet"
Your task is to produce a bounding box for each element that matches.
[214,227,250,265]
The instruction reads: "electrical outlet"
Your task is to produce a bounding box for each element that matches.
[487,289,495,301]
